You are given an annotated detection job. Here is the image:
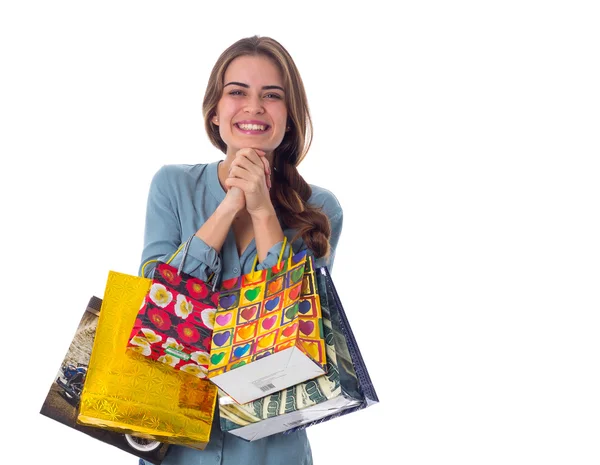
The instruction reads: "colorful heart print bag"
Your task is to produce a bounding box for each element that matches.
[207,237,328,404]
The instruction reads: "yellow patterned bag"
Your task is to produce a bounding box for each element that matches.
[77,270,217,448]
[208,238,327,405]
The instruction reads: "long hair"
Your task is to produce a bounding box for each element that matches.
[202,36,331,258]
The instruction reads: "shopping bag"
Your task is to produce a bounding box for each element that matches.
[40,296,170,464]
[208,238,327,404]
[127,238,218,376]
[77,269,217,448]
[283,265,379,434]
[217,258,362,440]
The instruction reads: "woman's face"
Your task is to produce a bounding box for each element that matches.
[213,55,288,157]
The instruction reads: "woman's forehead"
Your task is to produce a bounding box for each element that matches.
[224,55,283,86]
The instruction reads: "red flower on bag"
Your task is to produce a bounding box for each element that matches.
[176,322,200,344]
[148,307,172,331]
[157,264,182,286]
[186,280,208,300]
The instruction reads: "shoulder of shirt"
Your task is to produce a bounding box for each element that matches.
[151,163,210,188]
[307,184,343,220]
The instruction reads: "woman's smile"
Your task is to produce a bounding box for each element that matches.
[234,120,271,135]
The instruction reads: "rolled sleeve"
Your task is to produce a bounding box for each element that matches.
[167,235,222,281]
[255,240,291,271]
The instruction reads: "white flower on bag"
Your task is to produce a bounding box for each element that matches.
[201,308,216,329]
[129,344,151,357]
[191,350,210,366]
[158,354,180,367]
[174,294,193,319]
[140,328,162,344]
[180,363,208,378]
[130,336,151,348]
[162,337,184,352]
[149,283,173,307]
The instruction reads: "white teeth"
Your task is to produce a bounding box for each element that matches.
[237,123,267,131]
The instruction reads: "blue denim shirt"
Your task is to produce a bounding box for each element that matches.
[139,161,343,465]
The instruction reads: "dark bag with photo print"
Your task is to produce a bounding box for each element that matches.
[39,296,170,464]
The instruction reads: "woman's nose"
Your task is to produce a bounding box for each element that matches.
[244,95,264,114]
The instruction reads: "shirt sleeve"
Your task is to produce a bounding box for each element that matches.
[139,165,222,281]
[313,211,343,274]
[255,210,343,275]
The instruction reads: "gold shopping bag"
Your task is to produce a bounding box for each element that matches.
[77,270,217,448]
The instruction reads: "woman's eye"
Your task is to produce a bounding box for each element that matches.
[228,90,282,99]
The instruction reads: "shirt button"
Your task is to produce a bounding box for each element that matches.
[233,267,239,274]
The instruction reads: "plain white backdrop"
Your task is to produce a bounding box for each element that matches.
[2,1,600,464]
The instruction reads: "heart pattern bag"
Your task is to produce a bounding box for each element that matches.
[208,238,327,404]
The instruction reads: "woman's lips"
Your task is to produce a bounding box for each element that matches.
[234,123,270,135]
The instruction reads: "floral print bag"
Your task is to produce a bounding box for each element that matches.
[127,237,219,378]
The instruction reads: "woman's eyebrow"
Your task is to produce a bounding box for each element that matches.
[224,81,284,92]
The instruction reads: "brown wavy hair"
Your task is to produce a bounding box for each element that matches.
[202,36,331,258]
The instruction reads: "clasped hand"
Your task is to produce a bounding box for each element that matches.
[224,148,274,218]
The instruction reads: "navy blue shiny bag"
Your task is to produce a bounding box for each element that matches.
[283,266,379,434]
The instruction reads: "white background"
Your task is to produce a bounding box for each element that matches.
[1,1,599,464]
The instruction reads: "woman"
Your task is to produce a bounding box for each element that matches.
[139,35,343,465]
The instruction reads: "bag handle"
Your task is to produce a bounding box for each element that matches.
[141,235,288,282]
[249,236,288,280]
[140,235,197,278]
[177,238,217,286]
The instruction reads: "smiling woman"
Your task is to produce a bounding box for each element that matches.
[200,36,335,262]
[138,35,343,465]
[213,56,288,148]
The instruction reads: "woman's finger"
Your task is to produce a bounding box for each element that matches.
[225,176,250,191]
[232,153,263,176]
[248,149,270,189]
[229,165,253,181]
[259,156,271,190]
[235,148,266,169]
[232,149,271,189]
